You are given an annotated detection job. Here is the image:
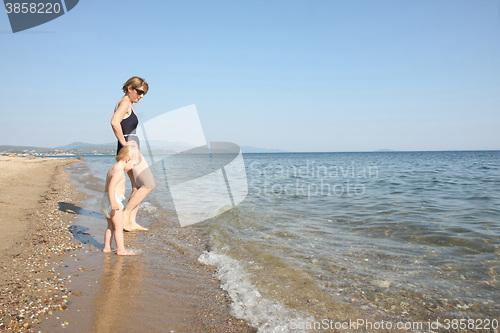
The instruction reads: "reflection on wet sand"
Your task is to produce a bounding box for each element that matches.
[91,254,143,333]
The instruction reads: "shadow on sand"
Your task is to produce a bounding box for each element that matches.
[58,201,105,250]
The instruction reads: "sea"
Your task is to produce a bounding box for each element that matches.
[64,151,500,332]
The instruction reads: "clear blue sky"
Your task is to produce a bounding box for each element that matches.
[2,0,499,152]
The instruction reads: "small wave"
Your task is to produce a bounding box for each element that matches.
[467,196,490,201]
[198,251,313,332]
[140,201,158,213]
[124,248,143,255]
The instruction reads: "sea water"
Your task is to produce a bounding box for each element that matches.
[74,151,500,332]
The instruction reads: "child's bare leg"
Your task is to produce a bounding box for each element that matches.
[110,210,136,256]
[103,218,114,253]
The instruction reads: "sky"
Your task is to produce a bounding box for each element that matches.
[1,0,499,152]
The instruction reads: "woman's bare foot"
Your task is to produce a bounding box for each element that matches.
[122,221,148,232]
[131,221,148,231]
[129,206,148,231]
[103,249,113,254]
[123,211,134,232]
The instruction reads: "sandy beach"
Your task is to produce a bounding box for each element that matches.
[0,156,255,332]
[0,156,83,331]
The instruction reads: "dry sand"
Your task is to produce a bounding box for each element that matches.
[0,156,83,331]
[0,156,78,252]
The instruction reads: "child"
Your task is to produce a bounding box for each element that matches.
[100,145,140,255]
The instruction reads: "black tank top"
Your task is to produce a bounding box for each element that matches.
[117,106,140,154]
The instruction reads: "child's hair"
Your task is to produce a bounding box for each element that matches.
[116,144,141,164]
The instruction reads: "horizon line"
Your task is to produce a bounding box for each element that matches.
[1,143,499,155]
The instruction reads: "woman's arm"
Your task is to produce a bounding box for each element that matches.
[111,98,131,147]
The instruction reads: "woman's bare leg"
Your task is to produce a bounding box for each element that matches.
[129,201,143,230]
[123,170,139,231]
[124,187,152,231]
[123,156,154,231]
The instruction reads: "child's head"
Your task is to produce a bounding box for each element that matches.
[116,145,141,171]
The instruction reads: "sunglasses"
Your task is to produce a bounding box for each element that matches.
[135,88,145,96]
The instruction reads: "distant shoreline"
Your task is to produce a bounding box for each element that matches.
[1,143,499,157]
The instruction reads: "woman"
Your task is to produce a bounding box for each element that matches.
[111,76,155,231]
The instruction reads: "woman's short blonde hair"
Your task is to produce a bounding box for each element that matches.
[122,76,149,94]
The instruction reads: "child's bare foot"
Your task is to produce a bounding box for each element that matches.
[103,249,113,254]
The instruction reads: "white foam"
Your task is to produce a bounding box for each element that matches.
[122,248,143,255]
[198,251,313,332]
[140,201,157,213]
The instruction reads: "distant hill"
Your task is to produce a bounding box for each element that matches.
[1,142,115,156]
[54,142,116,155]
[55,142,96,149]
[0,145,54,154]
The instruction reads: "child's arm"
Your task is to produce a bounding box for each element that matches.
[107,171,123,212]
